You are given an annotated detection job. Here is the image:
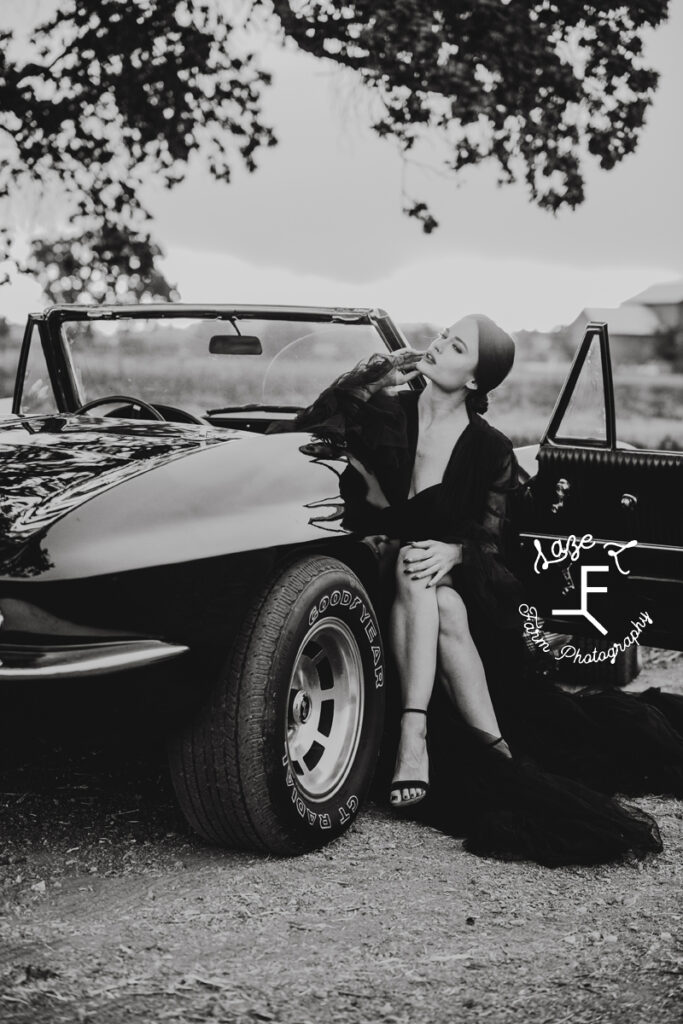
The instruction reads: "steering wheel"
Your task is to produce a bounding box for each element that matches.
[74,395,166,421]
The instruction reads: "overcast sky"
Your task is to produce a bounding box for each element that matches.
[1,0,681,330]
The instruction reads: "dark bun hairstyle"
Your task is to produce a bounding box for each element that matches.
[465,314,515,417]
[465,388,489,415]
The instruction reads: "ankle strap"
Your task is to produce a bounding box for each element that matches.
[402,707,428,715]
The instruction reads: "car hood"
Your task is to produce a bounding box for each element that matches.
[0,413,234,556]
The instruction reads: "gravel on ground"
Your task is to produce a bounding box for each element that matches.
[1,651,682,1024]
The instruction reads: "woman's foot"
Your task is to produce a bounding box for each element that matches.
[469,725,513,759]
[390,709,430,807]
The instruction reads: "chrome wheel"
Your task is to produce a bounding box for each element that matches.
[286,617,364,802]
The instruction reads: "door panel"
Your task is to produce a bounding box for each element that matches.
[519,323,683,649]
[533,444,683,546]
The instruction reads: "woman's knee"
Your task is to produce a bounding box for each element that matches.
[436,587,471,639]
[394,544,432,596]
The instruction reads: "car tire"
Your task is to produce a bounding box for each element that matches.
[167,553,386,854]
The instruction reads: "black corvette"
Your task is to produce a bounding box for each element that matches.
[1,305,680,854]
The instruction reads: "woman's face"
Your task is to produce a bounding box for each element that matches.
[417,316,480,394]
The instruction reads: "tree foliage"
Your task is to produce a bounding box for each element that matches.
[0,0,275,300]
[268,0,669,228]
[23,227,178,305]
[0,0,670,299]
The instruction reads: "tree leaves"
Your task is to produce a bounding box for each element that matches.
[403,200,438,234]
[0,0,670,296]
[268,0,668,225]
[0,0,275,299]
[21,228,178,304]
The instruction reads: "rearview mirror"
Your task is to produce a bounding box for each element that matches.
[209,335,263,355]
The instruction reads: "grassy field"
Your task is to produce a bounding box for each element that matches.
[490,361,683,449]
[0,349,18,400]
[2,344,682,451]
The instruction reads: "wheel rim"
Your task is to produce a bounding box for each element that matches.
[286,617,364,802]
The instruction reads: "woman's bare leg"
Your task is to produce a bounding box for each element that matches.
[389,546,439,804]
[435,587,511,756]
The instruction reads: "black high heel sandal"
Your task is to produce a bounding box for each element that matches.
[470,727,512,759]
[488,736,507,751]
[390,708,430,808]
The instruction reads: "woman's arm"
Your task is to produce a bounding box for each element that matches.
[294,350,421,437]
[461,445,517,564]
[294,350,421,483]
[453,443,525,621]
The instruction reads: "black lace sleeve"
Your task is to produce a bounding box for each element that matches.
[446,443,524,627]
[294,353,410,475]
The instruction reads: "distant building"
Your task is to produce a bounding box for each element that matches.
[623,280,683,367]
[557,279,683,367]
[563,304,667,364]
[623,279,683,332]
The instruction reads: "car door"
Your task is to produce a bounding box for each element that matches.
[518,322,683,650]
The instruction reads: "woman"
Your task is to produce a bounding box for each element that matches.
[295,315,683,865]
[356,315,519,807]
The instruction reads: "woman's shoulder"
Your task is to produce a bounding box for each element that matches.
[469,414,514,454]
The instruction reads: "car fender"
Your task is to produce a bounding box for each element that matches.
[9,432,353,580]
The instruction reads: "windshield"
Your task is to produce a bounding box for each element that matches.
[58,316,392,419]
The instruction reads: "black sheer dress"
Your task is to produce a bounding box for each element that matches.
[295,357,683,866]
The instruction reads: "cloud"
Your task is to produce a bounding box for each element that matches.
[147,9,683,285]
[161,245,679,333]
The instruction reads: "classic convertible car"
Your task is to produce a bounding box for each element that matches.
[0,305,680,854]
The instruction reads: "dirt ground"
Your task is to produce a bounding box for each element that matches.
[1,652,682,1024]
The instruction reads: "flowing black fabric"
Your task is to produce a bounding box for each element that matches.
[295,359,683,865]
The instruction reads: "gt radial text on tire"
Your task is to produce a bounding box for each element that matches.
[168,554,386,854]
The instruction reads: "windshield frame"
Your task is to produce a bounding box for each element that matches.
[14,303,417,416]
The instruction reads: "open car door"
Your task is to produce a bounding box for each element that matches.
[518,322,683,653]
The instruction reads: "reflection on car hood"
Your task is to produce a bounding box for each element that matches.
[0,414,233,553]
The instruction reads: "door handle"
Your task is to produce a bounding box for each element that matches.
[551,478,570,514]
[620,493,638,510]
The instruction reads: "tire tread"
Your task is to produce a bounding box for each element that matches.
[169,555,374,853]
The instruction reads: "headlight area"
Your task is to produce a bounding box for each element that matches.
[0,547,280,681]
[0,596,188,681]
[0,637,189,681]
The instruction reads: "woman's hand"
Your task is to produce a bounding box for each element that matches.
[364,349,424,395]
[402,540,463,587]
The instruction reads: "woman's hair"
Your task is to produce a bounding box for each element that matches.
[465,388,489,415]
[465,313,516,416]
